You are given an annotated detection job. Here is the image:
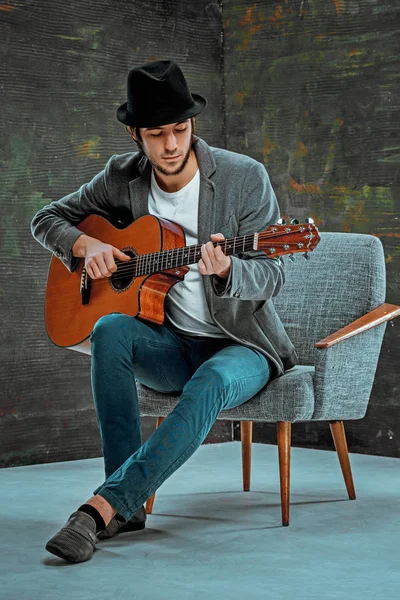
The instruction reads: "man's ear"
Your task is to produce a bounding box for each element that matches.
[133,127,141,142]
[128,127,144,152]
[126,126,140,143]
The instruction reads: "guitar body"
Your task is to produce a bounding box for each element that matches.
[45,214,189,350]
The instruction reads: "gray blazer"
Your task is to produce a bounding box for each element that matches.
[31,137,298,378]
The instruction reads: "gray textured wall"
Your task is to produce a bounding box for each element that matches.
[223,0,400,457]
[1,0,399,468]
[0,0,227,468]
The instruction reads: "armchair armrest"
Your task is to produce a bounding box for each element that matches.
[315,303,400,349]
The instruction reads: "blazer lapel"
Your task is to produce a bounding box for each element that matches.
[195,138,217,244]
[198,176,216,244]
[128,153,151,220]
[194,139,219,304]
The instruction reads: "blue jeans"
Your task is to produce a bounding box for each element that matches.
[91,313,273,521]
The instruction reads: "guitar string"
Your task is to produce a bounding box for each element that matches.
[87,240,257,284]
[101,228,313,278]
[84,229,314,283]
[76,225,314,282]
[86,233,312,285]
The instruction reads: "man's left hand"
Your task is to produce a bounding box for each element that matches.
[199,233,231,280]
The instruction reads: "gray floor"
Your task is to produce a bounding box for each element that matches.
[0,442,399,600]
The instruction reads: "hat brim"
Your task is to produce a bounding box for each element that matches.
[116,93,207,127]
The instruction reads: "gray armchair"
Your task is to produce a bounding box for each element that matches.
[136,232,400,526]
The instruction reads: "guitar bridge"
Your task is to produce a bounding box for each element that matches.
[80,267,92,305]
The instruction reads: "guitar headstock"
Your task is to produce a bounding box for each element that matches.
[255,218,320,260]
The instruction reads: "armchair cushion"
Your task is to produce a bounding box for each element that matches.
[137,365,315,423]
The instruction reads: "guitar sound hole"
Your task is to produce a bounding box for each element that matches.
[110,249,136,292]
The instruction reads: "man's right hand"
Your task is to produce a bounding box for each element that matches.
[72,234,131,279]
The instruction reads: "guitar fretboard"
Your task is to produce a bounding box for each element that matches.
[118,234,256,277]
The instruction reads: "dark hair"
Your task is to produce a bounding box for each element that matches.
[126,117,197,151]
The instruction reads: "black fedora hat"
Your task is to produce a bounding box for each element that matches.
[116,60,207,128]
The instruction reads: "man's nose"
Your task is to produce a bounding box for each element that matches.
[165,133,177,152]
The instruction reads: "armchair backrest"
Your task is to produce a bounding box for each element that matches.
[272,232,386,365]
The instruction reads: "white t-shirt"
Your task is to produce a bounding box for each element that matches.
[148,168,228,338]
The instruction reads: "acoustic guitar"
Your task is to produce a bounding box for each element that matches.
[45,214,320,354]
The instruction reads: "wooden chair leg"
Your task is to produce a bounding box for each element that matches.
[277,421,291,527]
[329,420,356,500]
[240,421,253,491]
[145,416,165,515]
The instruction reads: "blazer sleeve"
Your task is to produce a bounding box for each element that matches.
[211,160,285,301]
[30,155,116,272]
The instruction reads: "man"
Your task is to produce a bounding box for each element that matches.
[31,60,298,563]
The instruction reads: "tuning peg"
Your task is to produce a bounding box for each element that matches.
[288,254,295,262]
[305,217,314,224]
[290,219,299,225]
[277,218,286,225]
[303,252,310,260]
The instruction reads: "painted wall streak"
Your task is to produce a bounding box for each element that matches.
[0,0,225,467]
[224,0,400,457]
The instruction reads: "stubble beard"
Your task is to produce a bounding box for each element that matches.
[148,142,193,177]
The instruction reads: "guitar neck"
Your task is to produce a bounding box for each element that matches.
[120,234,256,277]
[113,221,319,278]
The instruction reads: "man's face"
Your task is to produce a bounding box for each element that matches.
[139,119,193,176]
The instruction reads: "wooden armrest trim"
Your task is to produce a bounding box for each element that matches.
[315,303,400,349]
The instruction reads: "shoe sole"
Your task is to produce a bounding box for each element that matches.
[45,541,92,563]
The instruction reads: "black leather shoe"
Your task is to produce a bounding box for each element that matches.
[45,511,98,563]
[97,505,147,540]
